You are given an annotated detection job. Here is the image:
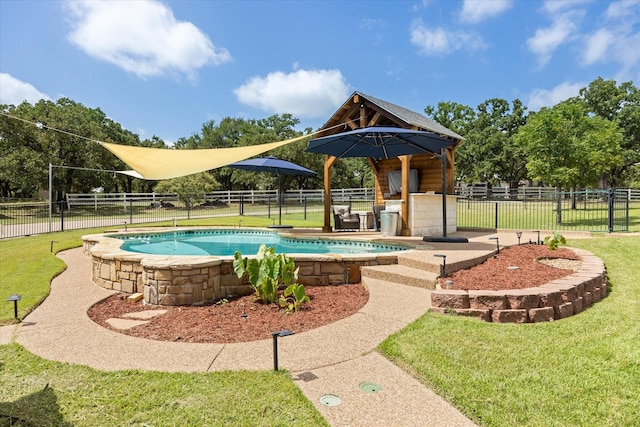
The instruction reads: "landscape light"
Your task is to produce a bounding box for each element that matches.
[272,330,295,371]
[6,294,21,319]
[433,254,447,277]
[532,230,541,245]
[489,237,500,254]
[516,231,522,245]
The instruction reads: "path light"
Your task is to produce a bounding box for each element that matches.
[272,330,295,371]
[445,280,454,289]
[489,237,500,254]
[516,231,522,245]
[433,254,447,277]
[123,221,128,231]
[6,294,21,319]
[50,240,58,253]
[533,230,540,245]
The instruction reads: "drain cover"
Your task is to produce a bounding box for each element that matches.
[359,382,381,393]
[319,395,341,407]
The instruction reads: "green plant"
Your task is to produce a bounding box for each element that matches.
[215,298,228,306]
[544,231,567,250]
[233,245,299,304]
[279,283,310,314]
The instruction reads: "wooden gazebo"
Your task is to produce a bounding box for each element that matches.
[315,91,464,235]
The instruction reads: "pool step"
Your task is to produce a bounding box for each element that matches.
[396,250,495,276]
[361,264,438,289]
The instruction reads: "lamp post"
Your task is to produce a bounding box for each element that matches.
[489,237,500,254]
[433,254,447,277]
[6,294,21,319]
[272,330,295,371]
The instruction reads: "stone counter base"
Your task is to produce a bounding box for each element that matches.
[430,248,607,323]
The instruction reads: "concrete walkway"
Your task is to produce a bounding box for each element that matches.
[5,231,560,426]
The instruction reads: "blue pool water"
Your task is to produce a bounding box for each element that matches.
[116,229,409,256]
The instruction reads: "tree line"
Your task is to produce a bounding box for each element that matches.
[1,77,638,201]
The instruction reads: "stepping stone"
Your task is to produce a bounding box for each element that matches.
[121,310,167,320]
[127,293,143,303]
[106,318,149,330]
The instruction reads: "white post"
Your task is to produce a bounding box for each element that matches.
[48,163,52,233]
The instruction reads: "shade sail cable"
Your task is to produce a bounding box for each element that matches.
[1,110,359,180]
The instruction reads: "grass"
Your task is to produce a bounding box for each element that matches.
[0,344,328,426]
[379,235,640,426]
[0,223,329,425]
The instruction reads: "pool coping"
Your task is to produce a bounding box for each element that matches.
[82,227,417,306]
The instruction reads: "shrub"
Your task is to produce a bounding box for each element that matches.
[233,245,302,305]
[279,283,310,314]
[544,231,567,250]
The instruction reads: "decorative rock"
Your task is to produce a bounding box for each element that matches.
[528,307,554,323]
[491,309,527,323]
[468,290,507,310]
[431,290,470,309]
[504,291,540,310]
[556,302,574,319]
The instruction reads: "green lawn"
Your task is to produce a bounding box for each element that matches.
[380,236,640,426]
[0,344,327,426]
[2,224,639,425]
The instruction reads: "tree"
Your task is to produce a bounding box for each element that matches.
[514,101,623,191]
[464,99,529,190]
[153,172,220,209]
[575,77,640,186]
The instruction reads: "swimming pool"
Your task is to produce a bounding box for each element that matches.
[115,229,409,256]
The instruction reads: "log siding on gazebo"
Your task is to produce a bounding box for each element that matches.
[316,91,463,235]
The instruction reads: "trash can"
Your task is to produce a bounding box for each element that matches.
[380,210,400,236]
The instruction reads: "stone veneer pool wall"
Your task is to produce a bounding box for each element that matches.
[82,232,401,306]
[430,248,607,323]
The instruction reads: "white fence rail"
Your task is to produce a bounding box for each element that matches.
[66,188,377,209]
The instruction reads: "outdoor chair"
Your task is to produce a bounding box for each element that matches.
[332,205,361,231]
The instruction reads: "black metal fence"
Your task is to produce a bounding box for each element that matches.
[456,189,633,233]
[2,188,638,239]
[0,192,376,239]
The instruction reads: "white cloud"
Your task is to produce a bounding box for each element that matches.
[0,73,50,105]
[65,0,231,80]
[581,0,640,82]
[410,20,487,55]
[583,28,614,65]
[459,0,512,23]
[527,11,581,67]
[233,68,350,118]
[527,81,584,111]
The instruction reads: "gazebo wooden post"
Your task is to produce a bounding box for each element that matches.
[399,155,412,236]
[323,155,338,232]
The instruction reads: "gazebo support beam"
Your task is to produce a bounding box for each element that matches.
[323,155,338,232]
[400,154,412,236]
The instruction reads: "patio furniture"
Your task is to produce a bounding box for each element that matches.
[332,205,360,231]
[372,204,385,231]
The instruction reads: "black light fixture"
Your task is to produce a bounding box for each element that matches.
[50,240,58,253]
[516,231,522,245]
[489,237,500,254]
[433,254,447,277]
[272,330,295,371]
[533,230,541,245]
[6,294,21,319]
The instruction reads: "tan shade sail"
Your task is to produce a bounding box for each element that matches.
[99,134,310,180]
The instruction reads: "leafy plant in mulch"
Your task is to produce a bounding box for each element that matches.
[544,231,567,250]
[233,245,309,313]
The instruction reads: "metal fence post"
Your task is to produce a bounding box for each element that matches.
[304,196,307,220]
[60,201,65,231]
[494,202,498,229]
[129,199,133,225]
[267,196,271,218]
[608,188,615,233]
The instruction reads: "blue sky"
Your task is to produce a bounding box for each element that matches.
[1,0,638,144]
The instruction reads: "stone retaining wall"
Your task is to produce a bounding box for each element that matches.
[83,234,399,306]
[430,248,607,323]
